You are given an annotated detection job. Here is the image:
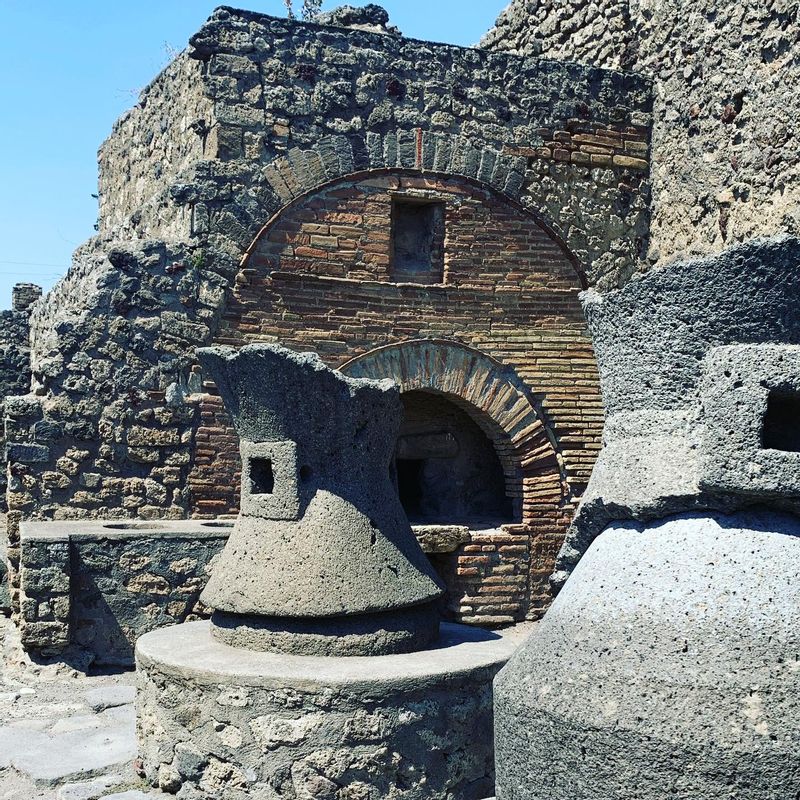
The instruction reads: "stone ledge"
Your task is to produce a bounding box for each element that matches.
[136,620,524,692]
[20,520,234,543]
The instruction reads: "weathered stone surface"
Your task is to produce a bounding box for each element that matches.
[18,520,228,665]
[484,0,800,274]
[85,685,136,712]
[197,343,443,655]
[0,283,39,509]
[314,3,401,35]
[554,236,800,585]
[700,343,800,497]
[0,710,137,787]
[57,773,130,800]
[136,620,522,799]
[413,524,472,554]
[0,539,9,614]
[495,510,800,799]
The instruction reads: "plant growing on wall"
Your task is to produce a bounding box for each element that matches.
[284,0,322,21]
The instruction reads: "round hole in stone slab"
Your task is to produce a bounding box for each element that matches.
[104,522,167,530]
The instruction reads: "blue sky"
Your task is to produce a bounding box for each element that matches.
[0,1,509,308]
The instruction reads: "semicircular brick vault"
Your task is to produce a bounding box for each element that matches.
[340,339,564,519]
[189,168,603,622]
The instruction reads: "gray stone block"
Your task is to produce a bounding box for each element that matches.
[555,236,800,585]
[0,544,9,614]
[57,772,130,800]
[85,685,136,713]
[700,344,800,497]
[5,442,50,463]
[0,710,137,787]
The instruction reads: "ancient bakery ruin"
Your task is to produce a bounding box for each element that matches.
[0,2,798,798]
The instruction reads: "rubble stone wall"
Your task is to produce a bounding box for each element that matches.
[0,284,40,512]
[483,0,800,275]
[99,8,652,287]
[97,52,213,240]
[0,311,32,509]
[18,521,228,664]
[136,621,514,799]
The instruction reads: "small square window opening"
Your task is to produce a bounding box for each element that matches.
[390,200,445,284]
[250,458,275,494]
[761,389,800,452]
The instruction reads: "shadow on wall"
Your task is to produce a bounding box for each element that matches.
[69,543,212,667]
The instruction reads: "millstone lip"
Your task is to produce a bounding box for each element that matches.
[196,343,398,443]
[135,620,523,691]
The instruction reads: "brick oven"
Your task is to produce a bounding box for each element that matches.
[189,170,602,624]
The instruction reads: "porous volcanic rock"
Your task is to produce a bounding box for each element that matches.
[197,343,443,655]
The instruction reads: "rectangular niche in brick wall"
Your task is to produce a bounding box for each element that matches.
[390,199,445,284]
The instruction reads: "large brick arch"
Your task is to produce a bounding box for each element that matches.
[195,132,586,283]
[340,339,565,522]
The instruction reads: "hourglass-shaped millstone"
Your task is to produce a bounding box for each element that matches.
[196,344,444,656]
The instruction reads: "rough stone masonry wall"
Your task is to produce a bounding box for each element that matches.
[18,522,228,664]
[0,284,41,512]
[483,0,800,276]
[105,7,652,288]
[97,51,213,240]
[5,8,652,641]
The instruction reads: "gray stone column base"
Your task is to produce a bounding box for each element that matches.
[136,620,521,799]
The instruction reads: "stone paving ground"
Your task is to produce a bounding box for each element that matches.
[0,615,165,800]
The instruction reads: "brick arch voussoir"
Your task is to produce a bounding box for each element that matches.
[233,132,585,285]
[339,339,567,519]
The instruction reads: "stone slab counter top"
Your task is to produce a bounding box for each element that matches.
[19,519,234,542]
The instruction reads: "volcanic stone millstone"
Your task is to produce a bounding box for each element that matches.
[196,343,444,656]
[494,510,800,799]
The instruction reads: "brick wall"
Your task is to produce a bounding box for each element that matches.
[188,171,603,622]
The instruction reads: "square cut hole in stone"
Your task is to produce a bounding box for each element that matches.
[761,389,800,452]
[249,457,275,494]
[390,199,445,284]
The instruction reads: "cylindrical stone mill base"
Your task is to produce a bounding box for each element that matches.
[136,620,521,799]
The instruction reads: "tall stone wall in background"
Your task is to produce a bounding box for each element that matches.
[484,0,800,278]
[0,284,41,511]
[3,7,652,631]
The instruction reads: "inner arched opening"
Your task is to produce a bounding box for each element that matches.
[395,390,514,525]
